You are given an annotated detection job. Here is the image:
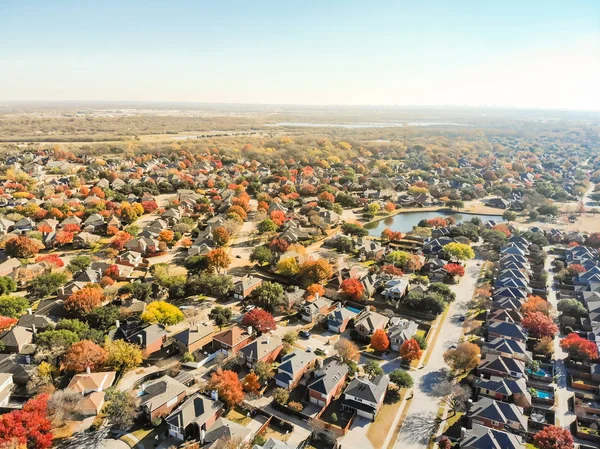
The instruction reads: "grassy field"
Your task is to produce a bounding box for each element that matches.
[367,390,406,449]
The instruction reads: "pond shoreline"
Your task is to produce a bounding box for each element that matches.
[362,206,504,228]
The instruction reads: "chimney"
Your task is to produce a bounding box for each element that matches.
[31,324,36,335]
[27,308,32,315]
[86,366,91,374]
[201,428,206,445]
[247,326,253,335]
[467,399,473,412]
[315,293,320,301]
[115,320,120,329]
[505,317,509,322]
[460,427,466,440]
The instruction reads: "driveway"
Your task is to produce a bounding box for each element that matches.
[338,417,374,449]
[393,258,481,449]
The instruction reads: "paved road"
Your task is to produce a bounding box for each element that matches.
[393,258,481,449]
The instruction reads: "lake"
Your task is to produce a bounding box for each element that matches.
[364,210,504,236]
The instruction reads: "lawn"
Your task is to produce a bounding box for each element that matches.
[367,391,405,449]
[320,398,353,428]
[260,421,292,442]
[225,407,252,426]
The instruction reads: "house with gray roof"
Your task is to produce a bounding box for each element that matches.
[307,360,348,408]
[275,349,317,390]
[239,334,283,368]
[342,374,390,420]
[139,375,188,422]
[354,308,389,339]
[468,398,528,436]
[460,424,525,449]
[327,306,357,333]
[474,376,531,409]
[388,318,419,351]
[166,393,224,441]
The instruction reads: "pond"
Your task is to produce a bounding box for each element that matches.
[364,210,504,236]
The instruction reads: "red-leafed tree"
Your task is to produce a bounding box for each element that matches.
[567,241,580,248]
[62,340,108,373]
[491,224,511,237]
[380,264,404,277]
[567,264,586,275]
[141,200,158,213]
[533,425,574,449]
[37,224,53,234]
[103,265,120,279]
[36,254,64,268]
[522,311,558,339]
[269,210,286,227]
[208,369,244,408]
[560,333,598,362]
[370,329,390,352]
[444,263,465,277]
[111,231,133,251]
[381,228,403,242]
[426,217,447,228]
[269,238,289,254]
[340,278,365,300]
[242,308,276,333]
[55,231,74,246]
[521,295,551,317]
[400,338,422,362]
[64,285,105,315]
[0,394,53,449]
[0,316,17,331]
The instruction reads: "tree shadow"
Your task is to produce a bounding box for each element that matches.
[399,411,440,445]
[419,369,449,394]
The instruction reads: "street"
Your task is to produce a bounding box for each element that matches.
[393,257,481,449]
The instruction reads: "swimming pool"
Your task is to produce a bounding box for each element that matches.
[346,306,362,314]
[535,390,554,400]
[528,368,551,377]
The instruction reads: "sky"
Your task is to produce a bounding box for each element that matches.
[1,0,599,110]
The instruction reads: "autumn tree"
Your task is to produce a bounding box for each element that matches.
[443,342,480,373]
[370,329,390,352]
[306,283,325,300]
[400,339,422,363]
[522,312,558,339]
[443,242,475,261]
[103,388,138,430]
[242,308,276,333]
[104,339,143,372]
[257,218,278,234]
[535,336,554,356]
[208,369,244,408]
[64,284,105,316]
[250,282,285,311]
[213,226,230,246]
[298,258,334,286]
[334,338,360,363]
[242,372,261,394]
[533,425,574,449]
[522,295,551,317]
[340,278,365,300]
[444,263,465,277]
[158,229,174,243]
[269,238,289,254]
[276,257,299,276]
[110,231,133,251]
[0,394,53,449]
[141,301,184,326]
[55,231,74,246]
[5,235,41,258]
[62,340,107,373]
[35,254,64,269]
[206,248,231,273]
[560,333,598,362]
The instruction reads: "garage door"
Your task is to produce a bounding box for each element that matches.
[357,409,374,420]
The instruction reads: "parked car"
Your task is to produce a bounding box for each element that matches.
[244,304,255,312]
[299,330,311,339]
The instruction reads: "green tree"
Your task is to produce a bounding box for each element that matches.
[56,318,103,343]
[187,272,234,298]
[103,388,138,430]
[257,218,278,234]
[0,295,29,318]
[389,369,413,388]
[118,282,152,302]
[250,246,273,265]
[67,255,92,273]
[502,210,517,221]
[209,305,233,328]
[36,329,80,351]
[250,281,285,311]
[0,277,16,296]
[27,272,68,298]
[364,360,384,377]
[84,305,121,331]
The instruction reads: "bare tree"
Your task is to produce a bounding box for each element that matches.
[431,381,471,418]
[48,390,82,425]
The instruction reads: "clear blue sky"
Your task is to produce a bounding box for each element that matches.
[1,0,599,109]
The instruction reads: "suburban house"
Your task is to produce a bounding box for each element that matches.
[474,376,531,409]
[342,374,390,420]
[0,326,34,353]
[166,392,224,441]
[484,338,531,363]
[487,321,527,343]
[202,417,253,448]
[307,360,348,408]
[0,373,13,407]
[113,321,167,357]
[354,308,390,339]
[239,334,283,368]
[173,323,214,354]
[233,275,263,300]
[478,355,526,380]
[382,278,410,302]
[327,306,357,333]
[387,318,419,351]
[67,371,116,395]
[302,296,334,322]
[139,375,188,422]
[460,424,525,449]
[212,325,253,353]
[274,349,317,390]
[468,398,528,435]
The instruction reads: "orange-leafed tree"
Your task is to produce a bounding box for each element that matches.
[227,205,247,221]
[567,264,586,275]
[560,333,598,362]
[206,248,231,274]
[103,265,120,279]
[37,224,53,234]
[521,295,551,317]
[370,329,390,352]
[62,340,107,373]
[106,225,119,236]
[269,210,286,227]
[63,223,81,233]
[5,235,42,258]
[298,258,334,286]
[380,264,404,276]
[385,202,396,213]
[208,369,244,408]
[443,342,480,373]
[36,254,64,268]
[0,316,17,331]
[111,231,133,251]
[213,227,230,247]
[400,339,422,362]
[340,278,365,300]
[334,338,360,363]
[64,285,105,316]
[158,230,174,243]
[306,283,325,301]
[533,425,574,449]
[242,372,261,394]
[55,231,74,246]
